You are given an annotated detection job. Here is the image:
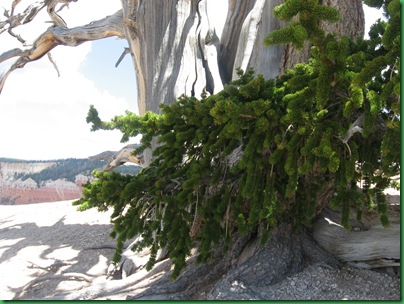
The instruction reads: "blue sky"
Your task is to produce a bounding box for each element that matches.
[0,1,384,160]
[79,38,138,102]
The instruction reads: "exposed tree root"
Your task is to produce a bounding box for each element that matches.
[48,224,341,300]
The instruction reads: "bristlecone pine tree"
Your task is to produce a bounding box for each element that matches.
[0,0,400,298]
[75,0,400,280]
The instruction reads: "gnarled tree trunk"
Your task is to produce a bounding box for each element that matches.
[121,0,287,116]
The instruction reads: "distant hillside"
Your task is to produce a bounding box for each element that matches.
[16,158,105,185]
[0,158,141,205]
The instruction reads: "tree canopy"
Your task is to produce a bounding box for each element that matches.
[72,0,399,279]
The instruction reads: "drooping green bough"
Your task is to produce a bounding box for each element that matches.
[74,0,400,279]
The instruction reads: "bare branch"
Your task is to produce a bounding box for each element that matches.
[1,0,79,45]
[57,1,76,13]
[47,7,66,26]
[89,144,144,171]
[42,0,78,26]
[0,47,29,62]
[0,56,25,94]
[21,3,45,25]
[115,47,131,67]
[11,0,23,16]
[0,10,124,94]
[47,52,60,77]
[340,113,365,144]
[8,27,25,44]
[1,2,46,44]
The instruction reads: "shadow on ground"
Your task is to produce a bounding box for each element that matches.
[0,213,117,299]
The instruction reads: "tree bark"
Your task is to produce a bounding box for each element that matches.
[121,0,285,116]
[313,204,400,269]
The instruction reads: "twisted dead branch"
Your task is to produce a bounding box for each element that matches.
[0,0,125,94]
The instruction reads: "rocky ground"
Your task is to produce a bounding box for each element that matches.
[0,199,400,300]
[204,263,400,300]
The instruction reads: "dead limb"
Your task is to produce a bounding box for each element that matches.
[0,48,30,62]
[2,0,77,33]
[0,9,124,94]
[340,113,365,144]
[49,258,172,300]
[115,47,131,68]
[88,143,144,171]
[47,52,60,76]
[313,208,400,267]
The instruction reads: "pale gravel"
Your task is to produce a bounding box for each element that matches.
[206,264,400,300]
[0,199,401,300]
[0,200,116,300]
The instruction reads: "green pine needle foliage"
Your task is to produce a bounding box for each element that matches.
[74,0,400,279]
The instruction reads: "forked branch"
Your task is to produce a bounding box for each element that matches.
[0,9,125,94]
[1,0,78,37]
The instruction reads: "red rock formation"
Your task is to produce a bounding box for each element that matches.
[0,162,94,205]
[0,178,85,205]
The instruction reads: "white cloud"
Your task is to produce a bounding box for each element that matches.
[0,0,134,160]
[0,47,133,160]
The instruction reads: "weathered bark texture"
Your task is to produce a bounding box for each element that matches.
[313,204,400,269]
[219,0,286,83]
[125,0,363,115]
[121,0,284,117]
[119,0,365,163]
[88,143,144,171]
